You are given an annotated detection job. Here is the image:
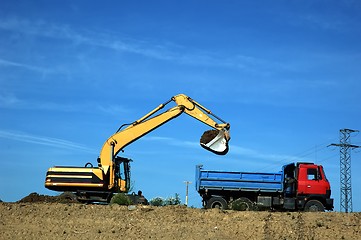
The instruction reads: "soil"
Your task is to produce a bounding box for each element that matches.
[16,192,78,204]
[1,193,360,240]
[200,130,219,144]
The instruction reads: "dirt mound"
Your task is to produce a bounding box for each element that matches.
[17,192,58,203]
[1,201,360,240]
[17,192,78,204]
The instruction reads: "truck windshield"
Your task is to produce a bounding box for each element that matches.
[319,166,328,182]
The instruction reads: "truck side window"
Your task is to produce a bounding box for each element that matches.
[307,168,318,180]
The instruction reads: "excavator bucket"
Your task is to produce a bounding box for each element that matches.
[200,129,230,155]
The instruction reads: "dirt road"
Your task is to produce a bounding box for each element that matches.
[1,201,360,240]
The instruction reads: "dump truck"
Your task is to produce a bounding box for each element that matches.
[196,162,334,211]
[45,94,230,203]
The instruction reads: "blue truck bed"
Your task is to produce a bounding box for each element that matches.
[195,165,284,193]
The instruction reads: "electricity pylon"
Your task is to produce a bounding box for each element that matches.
[330,128,360,213]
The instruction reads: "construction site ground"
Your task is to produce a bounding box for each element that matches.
[1,193,360,240]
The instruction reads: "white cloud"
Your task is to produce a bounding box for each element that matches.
[0,16,278,73]
[0,92,21,107]
[142,135,308,164]
[0,58,50,74]
[143,136,199,149]
[0,92,129,115]
[230,145,303,162]
[0,130,96,153]
[143,136,174,141]
[299,13,347,32]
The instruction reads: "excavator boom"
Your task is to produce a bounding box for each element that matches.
[100,94,230,166]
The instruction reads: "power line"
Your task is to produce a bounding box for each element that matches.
[253,141,336,173]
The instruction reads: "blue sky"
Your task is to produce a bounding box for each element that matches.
[0,1,360,211]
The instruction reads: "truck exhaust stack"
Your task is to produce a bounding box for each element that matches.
[200,129,230,155]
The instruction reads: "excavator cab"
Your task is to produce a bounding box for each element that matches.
[200,129,230,155]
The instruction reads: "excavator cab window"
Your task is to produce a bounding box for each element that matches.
[115,156,132,191]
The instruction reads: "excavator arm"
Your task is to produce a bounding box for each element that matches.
[99,94,230,188]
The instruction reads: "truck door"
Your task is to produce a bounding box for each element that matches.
[297,164,325,195]
[283,163,296,196]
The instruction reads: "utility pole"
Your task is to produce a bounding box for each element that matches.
[329,128,360,213]
[184,181,192,206]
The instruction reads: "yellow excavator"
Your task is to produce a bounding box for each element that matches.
[45,94,230,203]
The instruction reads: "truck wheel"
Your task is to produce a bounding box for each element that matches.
[231,197,254,211]
[304,200,325,212]
[206,197,228,210]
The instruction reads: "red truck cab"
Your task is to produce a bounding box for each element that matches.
[295,163,333,211]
